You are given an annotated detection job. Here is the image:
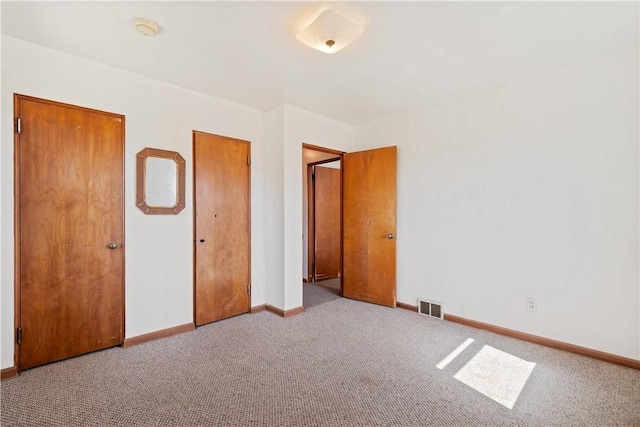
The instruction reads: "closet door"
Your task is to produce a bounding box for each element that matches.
[194,131,250,325]
[16,95,124,370]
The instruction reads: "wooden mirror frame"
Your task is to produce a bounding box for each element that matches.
[136,147,186,215]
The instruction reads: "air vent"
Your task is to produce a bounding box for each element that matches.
[418,299,443,320]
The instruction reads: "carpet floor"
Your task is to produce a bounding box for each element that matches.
[1,282,639,426]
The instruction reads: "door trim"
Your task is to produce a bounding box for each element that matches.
[13,94,126,372]
[302,143,343,156]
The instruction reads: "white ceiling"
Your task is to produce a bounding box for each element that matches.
[2,1,638,125]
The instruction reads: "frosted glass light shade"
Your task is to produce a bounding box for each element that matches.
[296,10,363,54]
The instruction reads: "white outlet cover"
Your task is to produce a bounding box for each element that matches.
[526,297,537,311]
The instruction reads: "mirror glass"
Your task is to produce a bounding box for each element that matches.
[136,147,186,215]
[145,157,177,207]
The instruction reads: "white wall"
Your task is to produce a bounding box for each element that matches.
[282,105,352,310]
[262,106,351,311]
[354,43,640,360]
[1,36,267,369]
[263,105,285,309]
[3,35,636,370]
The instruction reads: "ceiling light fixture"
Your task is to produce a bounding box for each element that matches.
[133,18,159,37]
[296,10,363,54]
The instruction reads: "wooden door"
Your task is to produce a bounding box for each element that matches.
[194,132,250,326]
[314,166,341,280]
[16,95,124,370]
[342,146,397,307]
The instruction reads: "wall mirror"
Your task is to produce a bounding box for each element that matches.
[136,147,186,215]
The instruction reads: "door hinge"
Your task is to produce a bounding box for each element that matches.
[247,155,251,166]
[16,118,22,134]
[247,284,251,296]
[16,327,22,345]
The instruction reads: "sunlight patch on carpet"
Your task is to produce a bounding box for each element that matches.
[436,338,475,370]
[453,345,535,409]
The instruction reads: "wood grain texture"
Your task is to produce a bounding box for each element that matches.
[342,146,397,308]
[314,166,341,280]
[302,143,343,156]
[194,132,250,326]
[396,302,418,313]
[307,165,315,282]
[136,147,186,215]
[266,305,305,318]
[250,304,267,314]
[16,95,125,370]
[444,314,640,370]
[13,95,21,372]
[122,323,194,348]
[1,366,18,380]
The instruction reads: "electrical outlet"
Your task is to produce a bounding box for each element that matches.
[526,297,537,312]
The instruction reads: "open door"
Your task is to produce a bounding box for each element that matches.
[342,146,397,307]
[314,165,342,281]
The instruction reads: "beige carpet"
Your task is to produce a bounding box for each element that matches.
[1,282,639,426]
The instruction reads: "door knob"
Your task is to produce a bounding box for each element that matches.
[387,234,395,239]
[108,242,118,249]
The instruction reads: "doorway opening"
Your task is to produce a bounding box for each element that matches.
[302,143,398,310]
[302,144,343,287]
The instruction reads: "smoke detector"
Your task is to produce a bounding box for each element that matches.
[133,18,159,37]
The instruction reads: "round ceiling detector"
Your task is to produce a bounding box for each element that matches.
[133,18,159,37]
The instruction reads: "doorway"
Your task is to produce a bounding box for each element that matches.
[15,94,125,371]
[302,144,398,309]
[312,164,341,281]
[303,144,342,285]
[193,131,251,326]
